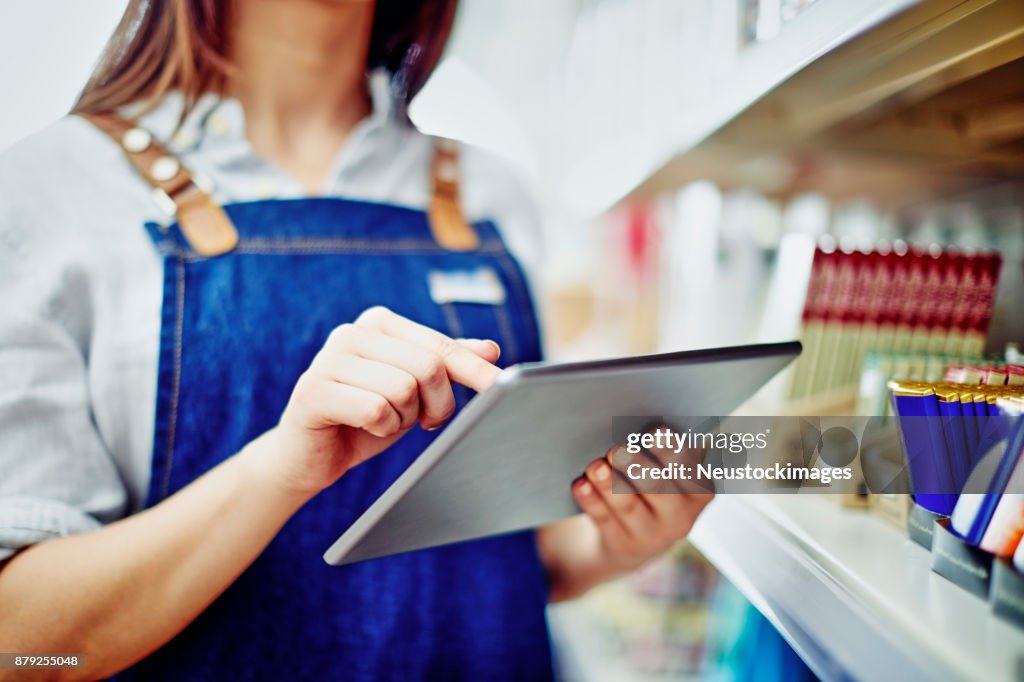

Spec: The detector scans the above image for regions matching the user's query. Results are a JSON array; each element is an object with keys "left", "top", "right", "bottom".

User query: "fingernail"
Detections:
[
  {"left": 578, "top": 481, "right": 592, "bottom": 495},
  {"left": 484, "top": 339, "right": 501, "bottom": 358},
  {"left": 595, "top": 463, "right": 611, "bottom": 481}
]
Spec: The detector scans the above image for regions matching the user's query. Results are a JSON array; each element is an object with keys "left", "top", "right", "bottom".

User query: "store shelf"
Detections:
[
  {"left": 633, "top": 0, "right": 1024, "bottom": 207},
  {"left": 564, "top": 0, "right": 922, "bottom": 216},
  {"left": 689, "top": 495, "right": 1024, "bottom": 681},
  {"left": 648, "top": 0, "right": 919, "bottom": 162}
]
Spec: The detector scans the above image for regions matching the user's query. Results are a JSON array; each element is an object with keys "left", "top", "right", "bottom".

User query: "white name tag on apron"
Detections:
[{"left": 428, "top": 267, "right": 506, "bottom": 305}]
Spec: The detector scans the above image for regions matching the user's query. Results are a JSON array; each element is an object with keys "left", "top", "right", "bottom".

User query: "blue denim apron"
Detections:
[{"left": 117, "top": 197, "right": 553, "bottom": 681}]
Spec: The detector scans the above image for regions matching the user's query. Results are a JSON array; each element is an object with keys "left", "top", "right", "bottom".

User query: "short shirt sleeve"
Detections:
[{"left": 0, "top": 141, "right": 129, "bottom": 562}]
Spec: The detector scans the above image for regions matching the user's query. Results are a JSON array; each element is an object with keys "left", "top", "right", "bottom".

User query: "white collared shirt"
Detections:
[{"left": 0, "top": 72, "right": 541, "bottom": 560}]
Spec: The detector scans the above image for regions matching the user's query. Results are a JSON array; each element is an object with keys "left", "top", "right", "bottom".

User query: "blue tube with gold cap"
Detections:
[
  {"left": 889, "top": 380, "right": 957, "bottom": 515},
  {"left": 936, "top": 385, "right": 970, "bottom": 493}
]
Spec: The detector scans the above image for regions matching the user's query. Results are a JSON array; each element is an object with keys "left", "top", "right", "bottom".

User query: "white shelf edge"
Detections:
[{"left": 689, "top": 495, "right": 1024, "bottom": 682}]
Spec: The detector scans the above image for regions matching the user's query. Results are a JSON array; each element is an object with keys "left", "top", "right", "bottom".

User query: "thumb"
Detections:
[{"left": 456, "top": 338, "right": 501, "bottom": 364}]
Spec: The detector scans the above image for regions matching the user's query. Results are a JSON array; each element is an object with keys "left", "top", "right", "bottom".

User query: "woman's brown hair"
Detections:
[{"left": 73, "top": 0, "right": 458, "bottom": 123}]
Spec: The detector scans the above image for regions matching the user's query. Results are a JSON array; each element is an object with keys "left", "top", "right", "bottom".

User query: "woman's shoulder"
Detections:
[
  {"left": 457, "top": 143, "right": 543, "bottom": 272},
  {"left": 0, "top": 115, "right": 163, "bottom": 297},
  {"left": 459, "top": 143, "right": 533, "bottom": 209},
  {"left": 0, "top": 115, "right": 124, "bottom": 187},
  {"left": 0, "top": 115, "right": 159, "bottom": 236}
]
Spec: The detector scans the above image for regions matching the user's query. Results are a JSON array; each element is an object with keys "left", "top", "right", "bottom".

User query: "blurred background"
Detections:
[{"left": 3, "top": 0, "right": 1023, "bottom": 679}]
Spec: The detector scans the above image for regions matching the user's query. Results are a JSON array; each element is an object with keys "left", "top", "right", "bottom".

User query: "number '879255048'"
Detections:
[{"left": 0, "top": 653, "right": 84, "bottom": 669}]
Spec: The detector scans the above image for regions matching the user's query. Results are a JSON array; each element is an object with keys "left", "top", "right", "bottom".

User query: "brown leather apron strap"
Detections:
[
  {"left": 428, "top": 138, "right": 479, "bottom": 251},
  {"left": 82, "top": 112, "right": 239, "bottom": 257}
]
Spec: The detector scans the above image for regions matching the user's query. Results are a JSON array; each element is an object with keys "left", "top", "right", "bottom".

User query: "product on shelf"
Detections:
[
  {"left": 890, "top": 381, "right": 956, "bottom": 517},
  {"left": 791, "top": 242, "right": 1003, "bottom": 402},
  {"left": 887, "top": 376, "right": 1024, "bottom": 626},
  {"left": 889, "top": 379, "right": 1024, "bottom": 515},
  {"left": 980, "top": 493, "right": 1024, "bottom": 559},
  {"left": 950, "top": 416, "right": 1024, "bottom": 544}
]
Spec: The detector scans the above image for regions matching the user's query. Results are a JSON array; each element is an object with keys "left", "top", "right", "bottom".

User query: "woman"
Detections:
[{"left": 0, "top": 1, "right": 711, "bottom": 679}]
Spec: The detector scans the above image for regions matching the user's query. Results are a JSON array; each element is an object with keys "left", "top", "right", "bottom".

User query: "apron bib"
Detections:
[{"left": 88, "top": 114, "right": 554, "bottom": 679}]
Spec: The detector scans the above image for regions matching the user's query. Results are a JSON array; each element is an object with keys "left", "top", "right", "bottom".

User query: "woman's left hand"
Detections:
[
  {"left": 538, "top": 446, "right": 713, "bottom": 602},
  {"left": 571, "top": 450, "right": 712, "bottom": 570}
]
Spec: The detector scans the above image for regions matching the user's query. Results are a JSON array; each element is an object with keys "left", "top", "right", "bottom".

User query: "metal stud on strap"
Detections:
[
  {"left": 435, "top": 158, "right": 458, "bottom": 183},
  {"left": 150, "top": 156, "right": 181, "bottom": 182},
  {"left": 122, "top": 127, "right": 152, "bottom": 153}
]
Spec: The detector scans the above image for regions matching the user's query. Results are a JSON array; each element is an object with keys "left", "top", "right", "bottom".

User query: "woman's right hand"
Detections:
[
  {"left": 252, "top": 306, "right": 502, "bottom": 499},
  {"left": 0, "top": 303, "right": 503, "bottom": 677}
]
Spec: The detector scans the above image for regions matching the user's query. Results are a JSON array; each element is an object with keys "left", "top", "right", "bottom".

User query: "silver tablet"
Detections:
[{"left": 323, "top": 341, "right": 800, "bottom": 565}]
